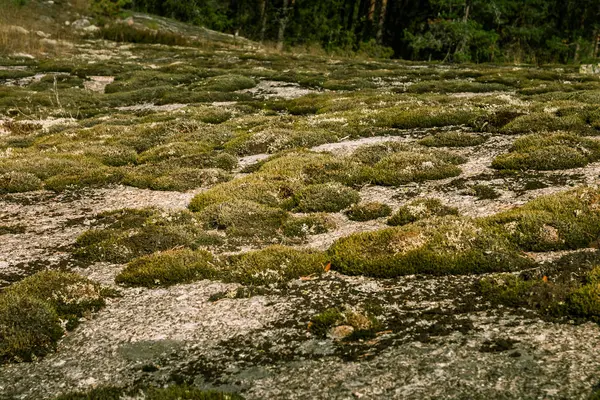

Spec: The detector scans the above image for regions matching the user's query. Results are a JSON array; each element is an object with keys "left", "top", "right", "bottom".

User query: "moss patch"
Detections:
[
  {"left": 74, "top": 209, "right": 222, "bottom": 264},
  {"left": 387, "top": 198, "right": 459, "bottom": 226},
  {"left": 289, "top": 183, "right": 360, "bottom": 213},
  {"left": 0, "top": 171, "right": 43, "bottom": 194},
  {"left": 1, "top": 271, "right": 107, "bottom": 363},
  {"left": 329, "top": 216, "right": 533, "bottom": 277},
  {"left": 345, "top": 202, "right": 392, "bottom": 221},
  {"left": 223, "top": 245, "right": 328, "bottom": 286},
  {"left": 492, "top": 133, "right": 600, "bottom": 171},
  {"left": 116, "top": 249, "right": 219, "bottom": 288},
  {"left": 419, "top": 132, "right": 487, "bottom": 147},
  {"left": 478, "top": 255, "right": 600, "bottom": 323},
  {"left": 487, "top": 187, "right": 600, "bottom": 251},
  {"left": 309, "top": 306, "right": 380, "bottom": 340},
  {"left": 199, "top": 200, "right": 289, "bottom": 241}
]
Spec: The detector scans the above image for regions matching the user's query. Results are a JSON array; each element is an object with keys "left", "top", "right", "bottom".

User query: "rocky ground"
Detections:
[{"left": 2, "top": 6, "right": 600, "bottom": 399}]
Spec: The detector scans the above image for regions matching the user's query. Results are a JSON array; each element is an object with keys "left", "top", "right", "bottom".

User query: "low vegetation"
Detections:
[
  {"left": 478, "top": 252, "right": 600, "bottom": 323},
  {"left": 53, "top": 385, "right": 243, "bottom": 400},
  {"left": 486, "top": 187, "right": 600, "bottom": 252},
  {"left": 329, "top": 216, "right": 533, "bottom": 277},
  {"left": 115, "top": 249, "right": 218, "bottom": 288},
  {"left": 492, "top": 133, "right": 600, "bottom": 171},
  {"left": 387, "top": 198, "right": 459, "bottom": 226},
  {"left": 345, "top": 202, "right": 392, "bottom": 221},
  {"left": 0, "top": 271, "right": 107, "bottom": 363}
]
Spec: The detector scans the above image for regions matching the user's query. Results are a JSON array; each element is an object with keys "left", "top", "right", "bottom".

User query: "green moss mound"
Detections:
[
  {"left": 418, "top": 132, "right": 487, "bottom": 147},
  {"left": 329, "top": 216, "right": 533, "bottom": 277},
  {"left": 0, "top": 171, "right": 43, "bottom": 194},
  {"left": 500, "top": 113, "right": 589, "bottom": 135},
  {"left": 74, "top": 209, "right": 222, "bottom": 264},
  {"left": 369, "top": 150, "right": 463, "bottom": 186},
  {"left": 1, "top": 271, "right": 107, "bottom": 363},
  {"left": 487, "top": 187, "right": 600, "bottom": 251},
  {"left": 345, "top": 202, "right": 392, "bottom": 221},
  {"left": 282, "top": 213, "right": 334, "bottom": 237},
  {"left": 492, "top": 133, "right": 600, "bottom": 171},
  {"left": 116, "top": 249, "right": 219, "bottom": 288},
  {"left": 223, "top": 245, "right": 328, "bottom": 285},
  {"left": 189, "top": 175, "right": 299, "bottom": 212},
  {"left": 387, "top": 198, "right": 459, "bottom": 226},
  {"left": 5, "top": 271, "right": 106, "bottom": 328},
  {"left": 479, "top": 258, "right": 600, "bottom": 323},
  {"left": 201, "top": 74, "right": 256, "bottom": 92},
  {"left": 0, "top": 293, "right": 63, "bottom": 363},
  {"left": 199, "top": 200, "right": 289, "bottom": 240},
  {"left": 290, "top": 182, "right": 360, "bottom": 212}
]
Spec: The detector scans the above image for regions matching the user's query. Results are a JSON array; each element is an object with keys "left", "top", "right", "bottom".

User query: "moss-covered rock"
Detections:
[
  {"left": 189, "top": 175, "right": 299, "bottom": 212},
  {"left": 282, "top": 213, "right": 334, "bottom": 237},
  {"left": 478, "top": 262, "right": 600, "bottom": 323},
  {"left": 74, "top": 209, "right": 221, "bottom": 264},
  {"left": 0, "top": 293, "right": 63, "bottom": 363},
  {"left": 201, "top": 74, "right": 256, "bottom": 92},
  {"left": 199, "top": 200, "right": 289, "bottom": 239},
  {"left": 487, "top": 187, "right": 600, "bottom": 251},
  {"left": 329, "top": 216, "right": 533, "bottom": 277},
  {"left": 1, "top": 271, "right": 108, "bottom": 363},
  {"left": 419, "top": 132, "right": 487, "bottom": 147},
  {"left": 345, "top": 202, "right": 392, "bottom": 221},
  {"left": 5, "top": 271, "right": 106, "bottom": 329},
  {"left": 492, "top": 133, "right": 600, "bottom": 171},
  {"left": 387, "top": 198, "right": 459, "bottom": 226},
  {"left": 0, "top": 171, "right": 43, "bottom": 194},
  {"left": 369, "top": 150, "right": 463, "bottom": 186},
  {"left": 290, "top": 182, "right": 360, "bottom": 213},
  {"left": 115, "top": 249, "right": 219, "bottom": 288},
  {"left": 223, "top": 245, "right": 328, "bottom": 286}
]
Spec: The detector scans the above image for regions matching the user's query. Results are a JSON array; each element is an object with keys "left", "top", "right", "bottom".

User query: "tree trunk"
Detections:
[
  {"left": 277, "top": 0, "right": 290, "bottom": 51},
  {"left": 368, "top": 0, "right": 376, "bottom": 21},
  {"left": 376, "top": 0, "right": 388, "bottom": 44},
  {"left": 594, "top": 31, "right": 600, "bottom": 58},
  {"left": 454, "top": 1, "right": 471, "bottom": 59},
  {"left": 259, "top": 0, "right": 268, "bottom": 43}
]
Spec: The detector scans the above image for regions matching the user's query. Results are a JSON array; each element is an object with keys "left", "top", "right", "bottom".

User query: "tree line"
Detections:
[{"left": 127, "top": 0, "right": 600, "bottom": 63}]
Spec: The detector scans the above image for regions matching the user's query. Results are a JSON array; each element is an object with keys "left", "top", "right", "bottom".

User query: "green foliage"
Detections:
[
  {"left": 116, "top": 249, "right": 218, "bottom": 288},
  {"left": 290, "top": 183, "right": 360, "bottom": 213},
  {"left": 419, "top": 132, "right": 487, "bottom": 147},
  {"left": 329, "top": 216, "right": 533, "bottom": 278},
  {"left": 387, "top": 198, "right": 458, "bottom": 226},
  {"left": 91, "top": 0, "right": 131, "bottom": 17},
  {"left": 492, "top": 133, "right": 600, "bottom": 171},
  {"left": 0, "top": 171, "right": 43, "bottom": 193},
  {"left": 74, "top": 209, "right": 222, "bottom": 264},
  {"left": 486, "top": 187, "right": 600, "bottom": 252},
  {"left": 346, "top": 202, "right": 392, "bottom": 221},
  {"left": 223, "top": 245, "right": 328, "bottom": 286},
  {"left": 0, "top": 271, "right": 107, "bottom": 363}
]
